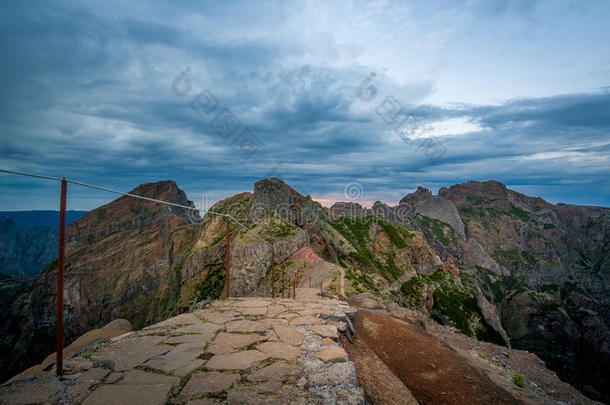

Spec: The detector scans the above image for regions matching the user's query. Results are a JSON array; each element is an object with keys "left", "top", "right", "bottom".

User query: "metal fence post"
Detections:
[
  {"left": 226, "top": 218, "right": 229, "bottom": 298},
  {"left": 281, "top": 262, "right": 285, "bottom": 299},
  {"left": 271, "top": 249, "right": 275, "bottom": 298},
  {"left": 56, "top": 178, "right": 67, "bottom": 376}
]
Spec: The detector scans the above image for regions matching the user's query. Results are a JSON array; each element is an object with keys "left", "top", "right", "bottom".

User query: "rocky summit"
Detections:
[{"left": 1, "top": 177, "right": 608, "bottom": 404}]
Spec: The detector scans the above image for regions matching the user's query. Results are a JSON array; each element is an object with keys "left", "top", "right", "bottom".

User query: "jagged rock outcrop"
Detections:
[
  {"left": 414, "top": 197, "right": 466, "bottom": 240},
  {"left": 399, "top": 186, "right": 433, "bottom": 205},
  {"left": 249, "top": 178, "right": 328, "bottom": 226},
  {"left": 464, "top": 239, "right": 509, "bottom": 276}
]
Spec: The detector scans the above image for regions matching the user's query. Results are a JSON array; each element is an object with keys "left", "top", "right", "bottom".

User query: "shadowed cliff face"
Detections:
[{"left": 0, "top": 218, "right": 58, "bottom": 277}]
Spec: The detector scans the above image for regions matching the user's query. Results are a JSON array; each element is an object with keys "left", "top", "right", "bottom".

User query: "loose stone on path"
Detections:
[{"left": 316, "top": 346, "right": 348, "bottom": 363}]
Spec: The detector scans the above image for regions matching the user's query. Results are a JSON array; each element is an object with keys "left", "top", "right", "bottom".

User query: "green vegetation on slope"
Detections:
[
  {"left": 236, "top": 213, "right": 298, "bottom": 244},
  {"left": 191, "top": 265, "right": 226, "bottom": 303},
  {"left": 413, "top": 214, "right": 458, "bottom": 247},
  {"left": 400, "top": 270, "right": 505, "bottom": 345},
  {"left": 328, "top": 216, "right": 413, "bottom": 282}
]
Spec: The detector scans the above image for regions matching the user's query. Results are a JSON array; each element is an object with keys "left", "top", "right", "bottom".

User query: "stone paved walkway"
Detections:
[{"left": 0, "top": 296, "right": 363, "bottom": 405}]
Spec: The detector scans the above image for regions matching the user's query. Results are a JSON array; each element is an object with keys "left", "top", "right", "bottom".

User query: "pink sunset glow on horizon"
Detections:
[{"left": 312, "top": 198, "right": 399, "bottom": 208}]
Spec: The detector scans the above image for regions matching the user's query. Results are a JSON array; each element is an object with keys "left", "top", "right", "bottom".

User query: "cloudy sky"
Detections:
[{"left": 1, "top": 0, "right": 609, "bottom": 211}]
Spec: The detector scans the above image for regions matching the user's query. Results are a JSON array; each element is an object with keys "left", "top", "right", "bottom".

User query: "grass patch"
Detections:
[
  {"left": 328, "top": 216, "right": 410, "bottom": 282},
  {"left": 191, "top": 266, "right": 226, "bottom": 302},
  {"left": 509, "top": 207, "right": 531, "bottom": 222},
  {"left": 513, "top": 373, "right": 526, "bottom": 388}
]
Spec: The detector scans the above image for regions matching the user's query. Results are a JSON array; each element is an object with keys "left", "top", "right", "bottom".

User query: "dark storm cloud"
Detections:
[{"left": 0, "top": 1, "right": 608, "bottom": 210}]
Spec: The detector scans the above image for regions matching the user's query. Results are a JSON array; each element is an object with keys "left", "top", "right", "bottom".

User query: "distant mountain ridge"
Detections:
[
  {"left": 0, "top": 211, "right": 87, "bottom": 277},
  {"left": 0, "top": 210, "right": 87, "bottom": 229}
]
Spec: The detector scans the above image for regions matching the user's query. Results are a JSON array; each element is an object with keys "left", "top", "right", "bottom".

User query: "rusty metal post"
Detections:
[
  {"left": 56, "top": 178, "right": 67, "bottom": 376},
  {"left": 281, "top": 261, "right": 285, "bottom": 299},
  {"left": 288, "top": 276, "right": 291, "bottom": 299},
  {"left": 225, "top": 218, "right": 229, "bottom": 298},
  {"left": 271, "top": 249, "right": 275, "bottom": 298},
  {"left": 293, "top": 276, "right": 296, "bottom": 299}
]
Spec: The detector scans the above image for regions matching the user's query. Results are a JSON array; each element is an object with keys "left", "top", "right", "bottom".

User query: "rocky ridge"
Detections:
[{"left": 1, "top": 177, "right": 608, "bottom": 403}]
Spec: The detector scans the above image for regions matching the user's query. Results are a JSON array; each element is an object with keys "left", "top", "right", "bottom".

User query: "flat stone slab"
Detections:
[
  {"left": 238, "top": 306, "right": 267, "bottom": 316},
  {"left": 177, "top": 372, "right": 239, "bottom": 401},
  {"left": 83, "top": 383, "right": 173, "bottom": 405},
  {"left": 118, "top": 370, "right": 180, "bottom": 386},
  {"left": 309, "top": 324, "right": 338, "bottom": 338},
  {"left": 277, "top": 313, "right": 299, "bottom": 319},
  {"left": 182, "top": 322, "right": 222, "bottom": 339},
  {"left": 233, "top": 299, "right": 271, "bottom": 308},
  {"left": 207, "top": 332, "right": 266, "bottom": 355},
  {"left": 147, "top": 313, "right": 202, "bottom": 329},
  {"left": 267, "top": 304, "right": 287, "bottom": 316},
  {"left": 290, "top": 315, "right": 325, "bottom": 326},
  {"left": 273, "top": 325, "right": 305, "bottom": 346},
  {"left": 262, "top": 318, "right": 288, "bottom": 327},
  {"left": 257, "top": 341, "right": 302, "bottom": 360},
  {"left": 225, "top": 319, "right": 268, "bottom": 333},
  {"left": 165, "top": 334, "right": 208, "bottom": 345},
  {"left": 105, "top": 372, "right": 123, "bottom": 384},
  {"left": 248, "top": 361, "right": 303, "bottom": 382},
  {"left": 82, "top": 370, "right": 179, "bottom": 405},
  {"left": 92, "top": 336, "right": 169, "bottom": 371},
  {"left": 227, "top": 380, "right": 316, "bottom": 405},
  {"left": 0, "top": 372, "right": 63, "bottom": 405},
  {"left": 74, "top": 368, "right": 110, "bottom": 384},
  {"left": 143, "top": 348, "right": 204, "bottom": 376},
  {"left": 315, "top": 346, "right": 348, "bottom": 363},
  {"left": 205, "top": 350, "right": 269, "bottom": 370},
  {"left": 194, "top": 309, "right": 241, "bottom": 324},
  {"left": 175, "top": 322, "right": 222, "bottom": 336}
]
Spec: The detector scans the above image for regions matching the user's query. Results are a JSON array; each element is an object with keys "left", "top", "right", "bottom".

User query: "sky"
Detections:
[{"left": 1, "top": 0, "right": 609, "bottom": 212}]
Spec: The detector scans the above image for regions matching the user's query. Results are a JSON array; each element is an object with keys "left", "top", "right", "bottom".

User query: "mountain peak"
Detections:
[
  {"left": 250, "top": 178, "right": 327, "bottom": 225},
  {"left": 67, "top": 180, "right": 193, "bottom": 240},
  {"left": 400, "top": 186, "right": 433, "bottom": 205}
]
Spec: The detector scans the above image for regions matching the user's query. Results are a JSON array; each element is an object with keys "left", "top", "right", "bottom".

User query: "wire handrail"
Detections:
[{"left": 0, "top": 168, "right": 275, "bottom": 284}]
